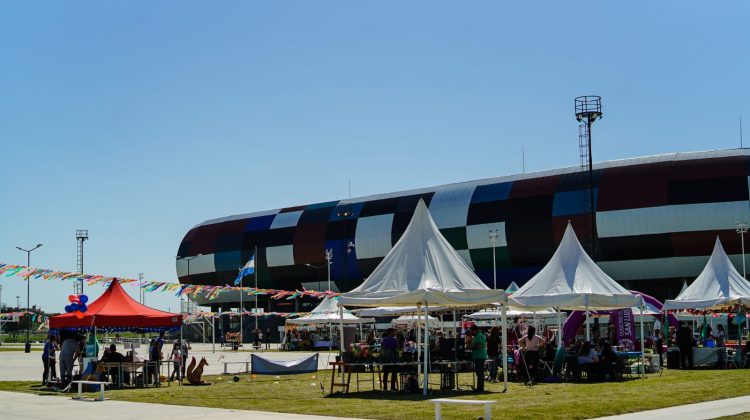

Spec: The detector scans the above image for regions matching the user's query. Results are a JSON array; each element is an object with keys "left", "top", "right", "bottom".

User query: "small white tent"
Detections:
[
  {"left": 664, "top": 238, "right": 750, "bottom": 311},
  {"left": 287, "top": 296, "right": 374, "bottom": 325},
  {"left": 338, "top": 199, "right": 507, "bottom": 394}
]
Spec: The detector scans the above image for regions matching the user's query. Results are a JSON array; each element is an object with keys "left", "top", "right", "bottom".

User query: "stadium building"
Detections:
[{"left": 177, "top": 149, "right": 750, "bottom": 310}]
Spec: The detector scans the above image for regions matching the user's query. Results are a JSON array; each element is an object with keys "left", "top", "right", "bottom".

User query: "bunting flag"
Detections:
[
  {"left": 0, "top": 263, "right": 340, "bottom": 301},
  {"left": 183, "top": 310, "right": 307, "bottom": 323}
]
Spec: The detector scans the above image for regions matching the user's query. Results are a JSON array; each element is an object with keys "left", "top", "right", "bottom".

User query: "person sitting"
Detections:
[
  {"left": 598, "top": 342, "right": 624, "bottom": 380},
  {"left": 518, "top": 325, "right": 546, "bottom": 383},
  {"left": 714, "top": 324, "right": 726, "bottom": 347},
  {"left": 576, "top": 341, "right": 600, "bottom": 379},
  {"left": 100, "top": 344, "right": 127, "bottom": 386}
]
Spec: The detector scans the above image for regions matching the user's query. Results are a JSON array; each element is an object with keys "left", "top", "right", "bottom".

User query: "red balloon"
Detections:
[
  {"left": 75, "top": 311, "right": 84, "bottom": 319},
  {"left": 68, "top": 295, "right": 78, "bottom": 303}
]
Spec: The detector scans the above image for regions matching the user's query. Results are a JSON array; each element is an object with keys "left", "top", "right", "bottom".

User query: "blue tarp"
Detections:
[{"left": 251, "top": 353, "right": 319, "bottom": 375}]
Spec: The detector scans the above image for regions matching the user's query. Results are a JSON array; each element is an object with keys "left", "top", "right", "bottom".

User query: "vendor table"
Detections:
[
  {"left": 328, "top": 361, "right": 477, "bottom": 394},
  {"left": 100, "top": 361, "right": 162, "bottom": 388},
  {"left": 693, "top": 347, "right": 721, "bottom": 367}
]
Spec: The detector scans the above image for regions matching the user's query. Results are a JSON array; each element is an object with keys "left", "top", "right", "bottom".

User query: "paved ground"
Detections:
[
  {"left": 594, "top": 395, "right": 750, "bottom": 419},
  {"left": 0, "top": 342, "right": 337, "bottom": 381},
  {"left": 0, "top": 390, "right": 362, "bottom": 420}
]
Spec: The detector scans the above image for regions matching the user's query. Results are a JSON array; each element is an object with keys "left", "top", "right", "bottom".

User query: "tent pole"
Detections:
[
  {"left": 211, "top": 316, "right": 215, "bottom": 353},
  {"left": 557, "top": 310, "right": 562, "bottom": 347},
  {"left": 502, "top": 303, "right": 508, "bottom": 392},
  {"left": 423, "top": 302, "right": 429, "bottom": 396},
  {"left": 416, "top": 306, "right": 421, "bottom": 383},
  {"left": 454, "top": 309, "right": 458, "bottom": 361},
  {"left": 640, "top": 304, "right": 645, "bottom": 378},
  {"left": 339, "top": 306, "right": 344, "bottom": 354},
  {"left": 585, "top": 307, "right": 590, "bottom": 341}
]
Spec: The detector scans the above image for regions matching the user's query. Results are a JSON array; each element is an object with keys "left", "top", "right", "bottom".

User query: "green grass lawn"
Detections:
[{"left": 2, "top": 369, "right": 749, "bottom": 419}]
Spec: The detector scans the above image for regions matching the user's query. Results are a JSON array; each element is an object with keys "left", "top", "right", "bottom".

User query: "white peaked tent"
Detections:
[
  {"left": 391, "top": 314, "right": 440, "bottom": 327},
  {"left": 664, "top": 237, "right": 750, "bottom": 311},
  {"left": 338, "top": 199, "right": 507, "bottom": 394},
  {"left": 510, "top": 223, "right": 646, "bottom": 376},
  {"left": 506, "top": 281, "right": 520, "bottom": 294},
  {"left": 286, "top": 296, "right": 374, "bottom": 325},
  {"left": 354, "top": 306, "right": 446, "bottom": 317},
  {"left": 511, "top": 223, "right": 642, "bottom": 311}
]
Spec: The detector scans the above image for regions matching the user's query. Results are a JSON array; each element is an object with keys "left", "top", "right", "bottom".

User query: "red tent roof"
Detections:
[{"left": 49, "top": 279, "right": 182, "bottom": 330}]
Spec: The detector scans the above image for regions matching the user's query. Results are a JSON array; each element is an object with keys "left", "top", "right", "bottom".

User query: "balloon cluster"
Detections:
[{"left": 64, "top": 294, "right": 89, "bottom": 319}]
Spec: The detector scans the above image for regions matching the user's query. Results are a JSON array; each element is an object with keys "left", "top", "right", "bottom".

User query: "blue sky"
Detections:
[{"left": 1, "top": 1, "right": 748, "bottom": 313}]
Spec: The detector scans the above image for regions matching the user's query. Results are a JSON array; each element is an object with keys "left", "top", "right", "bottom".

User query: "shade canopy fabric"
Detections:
[
  {"left": 664, "top": 238, "right": 750, "bottom": 310},
  {"left": 286, "top": 296, "right": 374, "bottom": 325},
  {"left": 510, "top": 223, "right": 642, "bottom": 310},
  {"left": 391, "top": 314, "right": 440, "bottom": 327},
  {"left": 353, "top": 306, "right": 447, "bottom": 317},
  {"left": 338, "top": 199, "right": 505, "bottom": 307},
  {"left": 468, "top": 306, "right": 558, "bottom": 320},
  {"left": 49, "top": 279, "right": 182, "bottom": 330}
]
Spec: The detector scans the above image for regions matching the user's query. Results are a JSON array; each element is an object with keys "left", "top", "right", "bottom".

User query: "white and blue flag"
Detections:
[{"left": 234, "top": 254, "right": 255, "bottom": 285}]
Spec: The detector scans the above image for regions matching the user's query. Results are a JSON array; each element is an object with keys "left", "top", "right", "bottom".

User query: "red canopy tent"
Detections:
[{"left": 49, "top": 278, "right": 182, "bottom": 331}]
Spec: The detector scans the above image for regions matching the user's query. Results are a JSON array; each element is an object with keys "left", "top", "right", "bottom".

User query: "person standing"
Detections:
[
  {"left": 518, "top": 325, "right": 546, "bottom": 384},
  {"left": 380, "top": 329, "right": 399, "bottom": 391},
  {"left": 265, "top": 328, "right": 272, "bottom": 350},
  {"left": 486, "top": 327, "right": 500, "bottom": 383},
  {"left": 469, "top": 325, "right": 487, "bottom": 392},
  {"left": 59, "top": 335, "right": 80, "bottom": 385},
  {"left": 149, "top": 332, "right": 164, "bottom": 384},
  {"left": 168, "top": 342, "right": 182, "bottom": 382},
  {"left": 180, "top": 339, "right": 189, "bottom": 379},
  {"left": 676, "top": 322, "right": 694, "bottom": 369},
  {"left": 42, "top": 335, "right": 58, "bottom": 385}
]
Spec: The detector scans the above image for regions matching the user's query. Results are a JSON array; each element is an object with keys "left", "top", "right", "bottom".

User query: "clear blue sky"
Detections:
[{"left": 1, "top": 1, "right": 748, "bottom": 313}]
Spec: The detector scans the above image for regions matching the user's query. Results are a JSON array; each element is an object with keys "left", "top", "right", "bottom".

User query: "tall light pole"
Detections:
[
  {"left": 737, "top": 222, "right": 748, "bottom": 279},
  {"left": 138, "top": 273, "right": 144, "bottom": 305},
  {"left": 305, "top": 263, "right": 326, "bottom": 291},
  {"left": 16, "top": 243, "right": 42, "bottom": 353},
  {"left": 489, "top": 230, "right": 499, "bottom": 290},
  {"left": 176, "top": 254, "right": 201, "bottom": 348},
  {"left": 325, "top": 249, "right": 333, "bottom": 291}
]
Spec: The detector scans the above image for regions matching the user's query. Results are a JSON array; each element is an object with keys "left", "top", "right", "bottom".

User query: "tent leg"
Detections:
[
  {"left": 640, "top": 305, "right": 645, "bottom": 378},
  {"left": 423, "top": 302, "right": 429, "bottom": 396},
  {"left": 502, "top": 304, "right": 508, "bottom": 392},
  {"left": 585, "top": 308, "right": 590, "bottom": 342},
  {"left": 417, "top": 306, "right": 421, "bottom": 386},
  {"left": 556, "top": 310, "right": 562, "bottom": 347}
]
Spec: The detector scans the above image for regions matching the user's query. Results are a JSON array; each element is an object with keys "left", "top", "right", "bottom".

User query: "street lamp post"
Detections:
[
  {"left": 489, "top": 230, "right": 499, "bottom": 290},
  {"left": 305, "top": 263, "right": 326, "bottom": 291},
  {"left": 737, "top": 222, "right": 748, "bottom": 279},
  {"left": 325, "top": 249, "right": 333, "bottom": 291},
  {"left": 16, "top": 243, "right": 42, "bottom": 353},
  {"left": 176, "top": 254, "right": 201, "bottom": 351}
]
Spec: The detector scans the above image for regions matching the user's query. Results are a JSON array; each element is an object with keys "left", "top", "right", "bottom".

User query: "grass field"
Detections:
[{"left": 1, "top": 369, "right": 749, "bottom": 419}]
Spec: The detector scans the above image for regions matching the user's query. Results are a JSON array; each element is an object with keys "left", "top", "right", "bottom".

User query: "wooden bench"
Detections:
[
  {"left": 222, "top": 361, "right": 251, "bottom": 374},
  {"left": 430, "top": 398, "right": 496, "bottom": 420},
  {"left": 70, "top": 380, "right": 108, "bottom": 401}
]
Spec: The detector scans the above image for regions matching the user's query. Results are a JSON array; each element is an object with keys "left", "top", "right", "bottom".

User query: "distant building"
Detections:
[{"left": 178, "top": 149, "right": 750, "bottom": 304}]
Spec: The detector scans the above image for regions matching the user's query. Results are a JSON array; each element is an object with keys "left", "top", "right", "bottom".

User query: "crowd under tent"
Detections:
[{"left": 338, "top": 199, "right": 507, "bottom": 394}]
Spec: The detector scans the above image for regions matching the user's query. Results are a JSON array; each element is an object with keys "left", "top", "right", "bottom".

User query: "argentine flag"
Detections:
[{"left": 234, "top": 254, "right": 255, "bottom": 286}]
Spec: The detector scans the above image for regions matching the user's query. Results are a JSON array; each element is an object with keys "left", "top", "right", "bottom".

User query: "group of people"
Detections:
[{"left": 40, "top": 331, "right": 190, "bottom": 388}]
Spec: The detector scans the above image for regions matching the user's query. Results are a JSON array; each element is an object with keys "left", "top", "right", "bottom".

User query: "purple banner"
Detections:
[{"left": 610, "top": 308, "right": 636, "bottom": 350}]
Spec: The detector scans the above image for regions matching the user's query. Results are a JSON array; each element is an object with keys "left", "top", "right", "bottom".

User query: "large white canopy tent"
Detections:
[
  {"left": 338, "top": 199, "right": 507, "bottom": 394},
  {"left": 509, "top": 223, "right": 646, "bottom": 375},
  {"left": 664, "top": 237, "right": 750, "bottom": 311},
  {"left": 353, "top": 306, "right": 447, "bottom": 317}
]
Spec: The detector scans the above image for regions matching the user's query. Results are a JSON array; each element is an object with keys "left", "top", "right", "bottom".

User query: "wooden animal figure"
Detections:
[
  {"left": 188, "top": 357, "right": 210, "bottom": 385},
  {"left": 185, "top": 356, "right": 197, "bottom": 381}
]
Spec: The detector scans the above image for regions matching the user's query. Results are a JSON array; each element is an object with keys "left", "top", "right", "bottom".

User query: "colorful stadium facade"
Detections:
[{"left": 177, "top": 149, "right": 750, "bottom": 303}]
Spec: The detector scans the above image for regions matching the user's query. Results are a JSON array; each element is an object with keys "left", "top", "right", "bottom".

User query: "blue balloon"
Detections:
[
  {"left": 70, "top": 303, "right": 79, "bottom": 312},
  {"left": 79, "top": 304, "right": 88, "bottom": 313},
  {"left": 79, "top": 295, "right": 88, "bottom": 304},
  {"left": 64, "top": 305, "right": 73, "bottom": 313}
]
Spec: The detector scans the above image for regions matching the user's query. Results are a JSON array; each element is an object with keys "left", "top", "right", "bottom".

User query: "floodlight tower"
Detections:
[
  {"left": 575, "top": 96, "right": 602, "bottom": 259},
  {"left": 76, "top": 229, "right": 89, "bottom": 295}
]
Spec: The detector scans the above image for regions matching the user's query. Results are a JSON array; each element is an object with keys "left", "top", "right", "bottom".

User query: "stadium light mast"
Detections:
[
  {"left": 75, "top": 230, "right": 88, "bottom": 295},
  {"left": 16, "top": 243, "right": 42, "bottom": 353},
  {"left": 737, "top": 222, "right": 748, "bottom": 279},
  {"left": 575, "top": 96, "right": 602, "bottom": 259}
]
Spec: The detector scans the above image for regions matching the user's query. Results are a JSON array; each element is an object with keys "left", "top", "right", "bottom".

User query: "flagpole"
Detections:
[
  {"left": 254, "top": 245, "right": 259, "bottom": 334},
  {"left": 239, "top": 263, "right": 244, "bottom": 345}
]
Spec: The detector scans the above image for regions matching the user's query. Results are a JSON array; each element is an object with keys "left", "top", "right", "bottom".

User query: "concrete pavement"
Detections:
[
  {"left": 0, "top": 390, "right": 363, "bottom": 420},
  {"left": 594, "top": 395, "right": 750, "bottom": 420}
]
